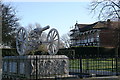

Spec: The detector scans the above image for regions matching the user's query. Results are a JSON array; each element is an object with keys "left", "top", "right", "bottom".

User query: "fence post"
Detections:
[
  {"left": 115, "top": 44, "right": 119, "bottom": 76},
  {"left": 80, "top": 56, "right": 82, "bottom": 73},
  {"left": 86, "top": 55, "right": 89, "bottom": 73},
  {"left": 112, "top": 58, "right": 114, "bottom": 72},
  {"left": 36, "top": 56, "right": 38, "bottom": 80},
  {"left": 116, "top": 56, "right": 118, "bottom": 76}
]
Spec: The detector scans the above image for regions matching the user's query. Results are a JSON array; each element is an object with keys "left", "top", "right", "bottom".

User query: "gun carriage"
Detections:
[{"left": 16, "top": 25, "right": 60, "bottom": 55}]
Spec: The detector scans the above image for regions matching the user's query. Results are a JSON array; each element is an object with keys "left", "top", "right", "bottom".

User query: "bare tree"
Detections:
[
  {"left": 89, "top": 0, "right": 120, "bottom": 20},
  {"left": 59, "top": 41, "right": 65, "bottom": 49},
  {"left": 61, "top": 33, "right": 71, "bottom": 48},
  {"left": 27, "top": 23, "right": 47, "bottom": 42}
]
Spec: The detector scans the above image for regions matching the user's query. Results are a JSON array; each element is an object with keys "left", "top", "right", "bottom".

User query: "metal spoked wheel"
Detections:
[
  {"left": 16, "top": 27, "right": 28, "bottom": 55},
  {"left": 47, "top": 28, "right": 60, "bottom": 55}
]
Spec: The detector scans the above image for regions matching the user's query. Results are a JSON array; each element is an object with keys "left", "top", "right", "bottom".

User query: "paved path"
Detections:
[
  {"left": 65, "top": 76, "right": 119, "bottom": 80},
  {"left": 69, "top": 69, "right": 119, "bottom": 76}
]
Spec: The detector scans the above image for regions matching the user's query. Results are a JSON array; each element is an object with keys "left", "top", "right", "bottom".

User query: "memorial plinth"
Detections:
[{"left": 2, "top": 55, "right": 70, "bottom": 79}]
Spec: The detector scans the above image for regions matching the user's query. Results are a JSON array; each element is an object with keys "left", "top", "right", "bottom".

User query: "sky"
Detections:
[{"left": 4, "top": 1, "right": 98, "bottom": 37}]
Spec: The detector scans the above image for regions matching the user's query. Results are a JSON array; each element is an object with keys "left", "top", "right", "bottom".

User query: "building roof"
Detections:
[
  {"left": 75, "top": 23, "right": 91, "bottom": 28},
  {"left": 70, "top": 20, "right": 120, "bottom": 33},
  {"left": 75, "top": 20, "right": 120, "bottom": 32},
  {"left": 79, "top": 22, "right": 98, "bottom": 32}
]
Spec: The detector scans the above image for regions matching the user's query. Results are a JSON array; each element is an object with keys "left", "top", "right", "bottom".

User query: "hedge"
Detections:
[
  {"left": 2, "top": 48, "right": 18, "bottom": 57},
  {"left": 58, "top": 47, "right": 119, "bottom": 58},
  {"left": 72, "top": 47, "right": 116, "bottom": 57},
  {"left": 1, "top": 46, "right": 119, "bottom": 58}
]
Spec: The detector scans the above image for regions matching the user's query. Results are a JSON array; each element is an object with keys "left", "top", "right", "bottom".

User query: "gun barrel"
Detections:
[{"left": 41, "top": 25, "right": 50, "bottom": 31}]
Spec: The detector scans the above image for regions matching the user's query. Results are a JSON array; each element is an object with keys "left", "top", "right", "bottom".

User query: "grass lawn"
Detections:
[{"left": 69, "top": 58, "right": 120, "bottom": 72}]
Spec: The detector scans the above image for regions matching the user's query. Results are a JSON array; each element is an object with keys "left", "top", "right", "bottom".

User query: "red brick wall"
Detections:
[{"left": 99, "top": 29, "right": 115, "bottom": 47}]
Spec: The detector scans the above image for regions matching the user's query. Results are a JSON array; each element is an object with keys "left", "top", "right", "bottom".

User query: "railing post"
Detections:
[
  {"left": 80, "top": 56, "right": 82, "bottom": 73},
  {"left": 86, "top": 56, "right": 89, "bottom": 73},
  {"left": 112, "top": 57, "right": 114, "bottom": 73},
  {"left": 116, "top": 56, "right": 118, "bottom": 76},
  {"left": 36, "top": 56, "right": 38, "bottom": 80}
]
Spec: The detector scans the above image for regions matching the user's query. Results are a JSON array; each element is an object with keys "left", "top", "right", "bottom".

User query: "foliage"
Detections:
[
  {"left": 1, "top": 2, "right": 19, "bottom": 48},
  {"left": 58, "top": 48, "right": 75, "bottom": 59},
  {"left": 58, "top": 47, "right": 116, "bottom": 58},
  {"left": 2, "top": 48, "right": 18, "bottom": 57}
]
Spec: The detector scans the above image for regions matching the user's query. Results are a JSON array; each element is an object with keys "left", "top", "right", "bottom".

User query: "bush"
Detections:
[
  {"left": 2, "top": 48, "right": 18, "bottom": 57},
  {"left": 71, "top": 46, "right": 116, "bottom": 58},
  {"left": 58, "top": 47, "right": 116, "bottom": 58}
]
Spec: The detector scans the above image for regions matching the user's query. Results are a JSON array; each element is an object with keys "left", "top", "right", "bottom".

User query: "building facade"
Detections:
[{"left": 70, "top": 20, "right": 119, "bottom": 48}]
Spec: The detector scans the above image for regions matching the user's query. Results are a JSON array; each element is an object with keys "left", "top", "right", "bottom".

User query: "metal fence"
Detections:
[
  {"left": 2, "top": 55, "right": 77, "bottom": 80},
  {"left": 69, "top": 55, "right": 120, "bottom": 78},
  {"left": 2, "top": 49, "right": 120, "bottom": 80}
]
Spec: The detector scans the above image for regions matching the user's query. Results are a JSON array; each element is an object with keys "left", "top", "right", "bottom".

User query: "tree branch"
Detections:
[{"left": 111, "top": 1, "right": 120, "bottom": 9}]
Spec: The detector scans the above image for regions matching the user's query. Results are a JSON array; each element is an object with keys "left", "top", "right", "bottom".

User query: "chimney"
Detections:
[{"left": 107, "top": 19, "right": 111, "bottom": 28}]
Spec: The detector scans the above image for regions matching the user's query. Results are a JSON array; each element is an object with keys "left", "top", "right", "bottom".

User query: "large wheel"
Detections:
[
  {"left": 47, "top": 28, "right": 60, "bottom": 55},
  {"left": 16, "top": 27, "right": 28, "bottom": 55}
]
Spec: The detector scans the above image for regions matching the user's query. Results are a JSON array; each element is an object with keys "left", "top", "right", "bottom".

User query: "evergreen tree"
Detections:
[{"left": 1, "top": 2, "right": 19, "bottom": 48}]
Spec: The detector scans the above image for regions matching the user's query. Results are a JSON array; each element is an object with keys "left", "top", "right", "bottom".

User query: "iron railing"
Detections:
[{"left": 2, "top": 49, "right": 120, "bottom": 80}]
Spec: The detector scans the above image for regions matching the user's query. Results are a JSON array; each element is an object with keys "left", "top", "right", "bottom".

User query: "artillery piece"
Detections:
[{"left": 16, "top": 25, "right": 60, "bottom": 55}]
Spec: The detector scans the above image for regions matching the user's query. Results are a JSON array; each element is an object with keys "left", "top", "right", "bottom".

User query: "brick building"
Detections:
[{"left": 70, "top": 20, "right": 120, "bottom": 48}]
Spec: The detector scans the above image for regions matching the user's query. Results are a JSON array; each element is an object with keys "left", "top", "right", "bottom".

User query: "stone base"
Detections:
[{"left": 2, "top": 55, "right": 69, "bottom": 79}]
